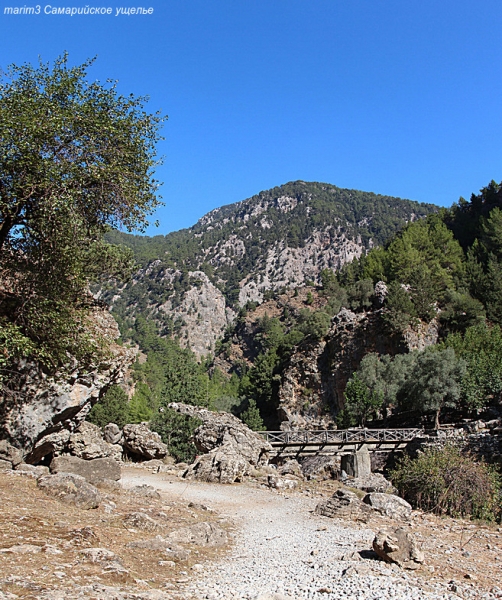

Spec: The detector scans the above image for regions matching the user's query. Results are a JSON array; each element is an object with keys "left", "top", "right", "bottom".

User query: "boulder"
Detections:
[
  {"left": 104, "top": 423, "right": 123, "bottom": 445},
  {"left": 169, "top": 403, "right": 270, "bottom": 465},
  {"left": 0, "top": 459, "right": 12, "bottom": 471},
  {"left": 14, "top": 463, "right": 50, "bottom": 478},
  {"left": 363, "top": 493, "right": 412, "bottom": 520},
  {"left": 123, "top": 512, "right": 160, "bottom": 532},
  {"left": 341, "top": 447, "right": 371, "bottom": 478},
  {"left": 184, "top": 444, "right": 249, "bottom": 484},
  {"left": 67, "top": 421, "right": 122, "bottom": 461},
  {"left": 315, "top": 489, "right": 373, "bottom": 522},
  {"left": 268, "top": 475, "right": 299, "bottom": 490},
  {"left": 0, "top": 440, "right": 23, "bottom": 467},
  {"left": 348, "top": 473, "right": 395, "bottom": 493},
  {"left": 373, "top": 527, "right": 425, "bottom": 568},
  {"left": 277, "top": 459, "right": 303, "bottom": 479},
  {"left": 300, "top": 455, "right": 339, "bottom": 480},
  {"left": 50, "top": 456, "right": 121, "bottom": 483},
  {"left": 169, "top": 402, "right": 271, "bottom": 483},
  {"left": 122, "top": 423, "right": 168, "bottom": 460},
  {"left": 2, "top": 306, "right": 137, "bottom": 460},
  {"left": 37, "top": 472, "right": 102, "bottom": 509}
]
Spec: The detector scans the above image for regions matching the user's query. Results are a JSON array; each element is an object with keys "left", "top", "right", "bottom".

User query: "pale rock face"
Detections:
[
  {"left": 1, "top": 306, "right": 136, "bottom": 458},
  {"left": 239, "top": 230, "right": 364, "bottom": 305},
  {"left": 159, "top": 270, "right": 235, "bottom": 359}
]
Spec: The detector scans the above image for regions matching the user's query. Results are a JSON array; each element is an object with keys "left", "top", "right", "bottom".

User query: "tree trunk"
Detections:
[{"left": 434, "top": 409, "right": 441, "bottom": 430}]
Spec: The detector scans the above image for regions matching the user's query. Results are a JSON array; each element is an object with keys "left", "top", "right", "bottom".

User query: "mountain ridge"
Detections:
[{"left": 101, "top": 181, "right": 437, "bottom": 356}]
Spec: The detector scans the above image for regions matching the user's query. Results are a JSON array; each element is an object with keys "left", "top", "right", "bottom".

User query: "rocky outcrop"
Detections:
[
  {"left": 314, "top": 489, "right": 373, "bottom": 522},
  {"left": 373, "top": 527, "right": 424, "bottom": 568},
  {"left": 122, "top": 423, "right": 168, "bottom": 460},
  {"left": 363, "top": 493, "right": 412, "bottom": 520},
  {"left": 28, "top": 419, "right": 122, "bottom": 464},
  {"left": 1, "top": 305, "right": 136, "bottom": 459},
  {"left": 169, "top": 403, "right": 271, "bottom": 483},
  {"left": 37, "top": 472, "right": 102, "bottom": 509},
  {"left": 277, "top": 306, "right": 439, "bottom": 429},
  {"left": 50, "top": 456, "right": 121, "bottom": 484}
]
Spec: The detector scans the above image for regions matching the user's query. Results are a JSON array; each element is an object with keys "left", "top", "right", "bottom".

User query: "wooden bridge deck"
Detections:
[{"left": 258, "top": 428, "right": 423, "bottom": 456}]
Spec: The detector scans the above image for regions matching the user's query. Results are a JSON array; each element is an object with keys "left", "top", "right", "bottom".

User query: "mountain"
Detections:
[{"left": 101, "top": 181, "right": 437, "bottom": 356}]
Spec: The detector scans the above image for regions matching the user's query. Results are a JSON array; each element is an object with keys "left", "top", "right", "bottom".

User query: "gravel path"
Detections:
[{"left": 121, "top": 471, "right": 463, "bottom": 600}]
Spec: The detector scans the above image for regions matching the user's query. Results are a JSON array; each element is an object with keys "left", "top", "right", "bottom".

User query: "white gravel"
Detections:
[{"left": 121, "top": 471, "right": 467, "bottom": 600}]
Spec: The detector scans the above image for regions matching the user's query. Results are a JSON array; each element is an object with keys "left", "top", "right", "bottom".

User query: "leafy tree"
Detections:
[
  {"left": 356, "top": 352, "right": 416, "bottom": 421},
  {"left": 442, "top": 323, "right": 502, "bottom": 410},
  {"left": 87, "top": 385, "right": 130, "bottom": 428},
  {"left": 297, "top": 310, "right": 331, "bottom": 340},
  {"left": 339, "top": 373, "right": 382, "bottom": 427},
  {"left": 150, "top": 409, "right": 201, "bottom": 463},
  {"left": 398, "top": 348, "right": 466, "bottom": 429},
  {"left": 0, "top": 54, "right": 164, "bottom": 380},
  {"left": 239, "top": 399, "right": 264, "bottom": 431}
]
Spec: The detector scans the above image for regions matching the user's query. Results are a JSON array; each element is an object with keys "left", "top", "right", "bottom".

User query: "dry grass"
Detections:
[{"left": 0, "top": 471, "right": 232, "bottom": 597}]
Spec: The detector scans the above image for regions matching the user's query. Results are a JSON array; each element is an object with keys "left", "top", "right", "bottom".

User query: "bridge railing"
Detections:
[{"left": 258, "top": 428, "right": 423, "bottom": 446}]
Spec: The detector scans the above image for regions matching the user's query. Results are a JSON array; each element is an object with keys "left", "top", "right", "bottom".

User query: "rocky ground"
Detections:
[{"left": 0, "top": 467, "right": 501, "bottom": 600}]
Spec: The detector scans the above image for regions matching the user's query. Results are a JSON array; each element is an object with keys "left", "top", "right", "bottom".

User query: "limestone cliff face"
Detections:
[
  {"left": 277, "top": 309, "right": 439, "bottom": 430},
  {"left": 103, "top": 181, "right": 436, "bottom": 357},
  {"left": 0, "top": 306, "right": 137, "bottom": 456}
]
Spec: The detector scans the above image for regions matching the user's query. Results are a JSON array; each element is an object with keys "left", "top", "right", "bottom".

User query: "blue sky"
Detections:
[{"left": 1, "top": 0, "right": 502, "bottom": 234}]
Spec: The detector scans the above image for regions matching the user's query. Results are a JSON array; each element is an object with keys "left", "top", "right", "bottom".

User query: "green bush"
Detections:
[
  {"left": 87, "top": 385, "right": 130, "bottom": 428},
  {"left": 149, "top": 408, "right": 202, "bottom": 464},
  {"left": 391, "top": 445, "right": 501, "bottom": 521}
]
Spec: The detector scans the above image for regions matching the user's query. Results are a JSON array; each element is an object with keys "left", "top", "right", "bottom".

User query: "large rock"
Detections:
[
  {"left": 341, "top": 447, "right": 371, "bottom": 478},
  {"left": 50, "top": 456, "right": 121, "bottom": 483},
  {"left": 348, "top": 472, "right": 395, "bottom": 493},
  {"left": 122, "top": 423, "right": 168, "bottom": 459},
  {"left": 314, "top": 489, "right": 373, "bottom": 522},
  {"left": 373, "top": 527, "right": 425, "bottom": 569},
  {"left": 169, "top": 403, "right": 271, "bottom": 483},
  {"left": 104, "top": 423, "right": 123, "bottom": 445},
  {"left": 184, "top": 445, "right": 249, "bottom": 484},
  {"left": 2, "top": 306, "right": 136, "bottom": 460},
  {"left": 67, "top": 421, "right": 122, "bottom": 460},
  {"left": 363, "top": 492, "right": 412, "bottom": 520},
  {"left": 0, "top": 440, "right": 23, "bottom": 467},
  {"left": 300, "top": 455, "right": 339, "bottom": 480},
  {"left": 169, "top": 403, "right": 270, "bottom": 464},
  {"left": 37, "top": 472, "right": 102, "bottom": 509},
  {"left": 28, "top": 420, "right": 122, "bottom": 464}
]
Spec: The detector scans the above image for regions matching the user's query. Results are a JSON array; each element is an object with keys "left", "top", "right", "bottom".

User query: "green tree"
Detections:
[
  {"left": 399, "top": 348, "right": 466, "bottom": 429},
  {"left": 0, "top": 54, "right": 164, "bottom": 380},
  {"left": 239, "top": 399, "right": 264, "bottom": 431},
  {"left": 340, "top": 373, "right": 382, "bottom": 427},
  {"left": 87, "top": 385, "right": 130, "bottom": 428}
]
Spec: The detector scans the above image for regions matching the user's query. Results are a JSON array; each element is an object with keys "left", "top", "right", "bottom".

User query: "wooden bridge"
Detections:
[{"left": 258, "top": 428, "right": 423, "bottom": 457}]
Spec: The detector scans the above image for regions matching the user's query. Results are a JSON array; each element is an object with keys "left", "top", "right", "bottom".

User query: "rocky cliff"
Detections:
[
  {"left": 102, "top": 181, "right": 437, "bottom": 357},
  {"left": 277, "top": 308, "right": 439, "bottom": 430},
  {"left": 0, "top": 305, "right": 137, "bottom": 458}
]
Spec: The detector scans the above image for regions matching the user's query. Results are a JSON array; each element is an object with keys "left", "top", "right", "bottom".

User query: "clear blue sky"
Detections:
[{"left": 1, "top": 0, "right": 502, "bottom": 234}]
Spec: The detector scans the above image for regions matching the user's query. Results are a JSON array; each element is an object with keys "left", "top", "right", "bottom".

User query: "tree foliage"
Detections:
[
  {"left": 0, "top": 54, "right": 164, "bottom": 381},
  {"left": 391, "top": 445, "right": 501, "bottom": 521},
  {"left": 398, "top": 348, "right": 466, "bottom": 428}
]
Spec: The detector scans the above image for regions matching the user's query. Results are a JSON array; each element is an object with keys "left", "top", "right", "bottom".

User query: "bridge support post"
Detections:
[{"left": 341, "top": 445, "right": 371, "bottom": 477}]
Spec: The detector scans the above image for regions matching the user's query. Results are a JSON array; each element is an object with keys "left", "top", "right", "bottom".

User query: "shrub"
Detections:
[
  {"left": 150, "top": 408, "right": 202, "bottom": 464},
  {"left": 87, "top": 385, "right": 130, "bottom": 428},
  {"left": 390, "top": 445, "right": 501, "bottom": 521}
]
